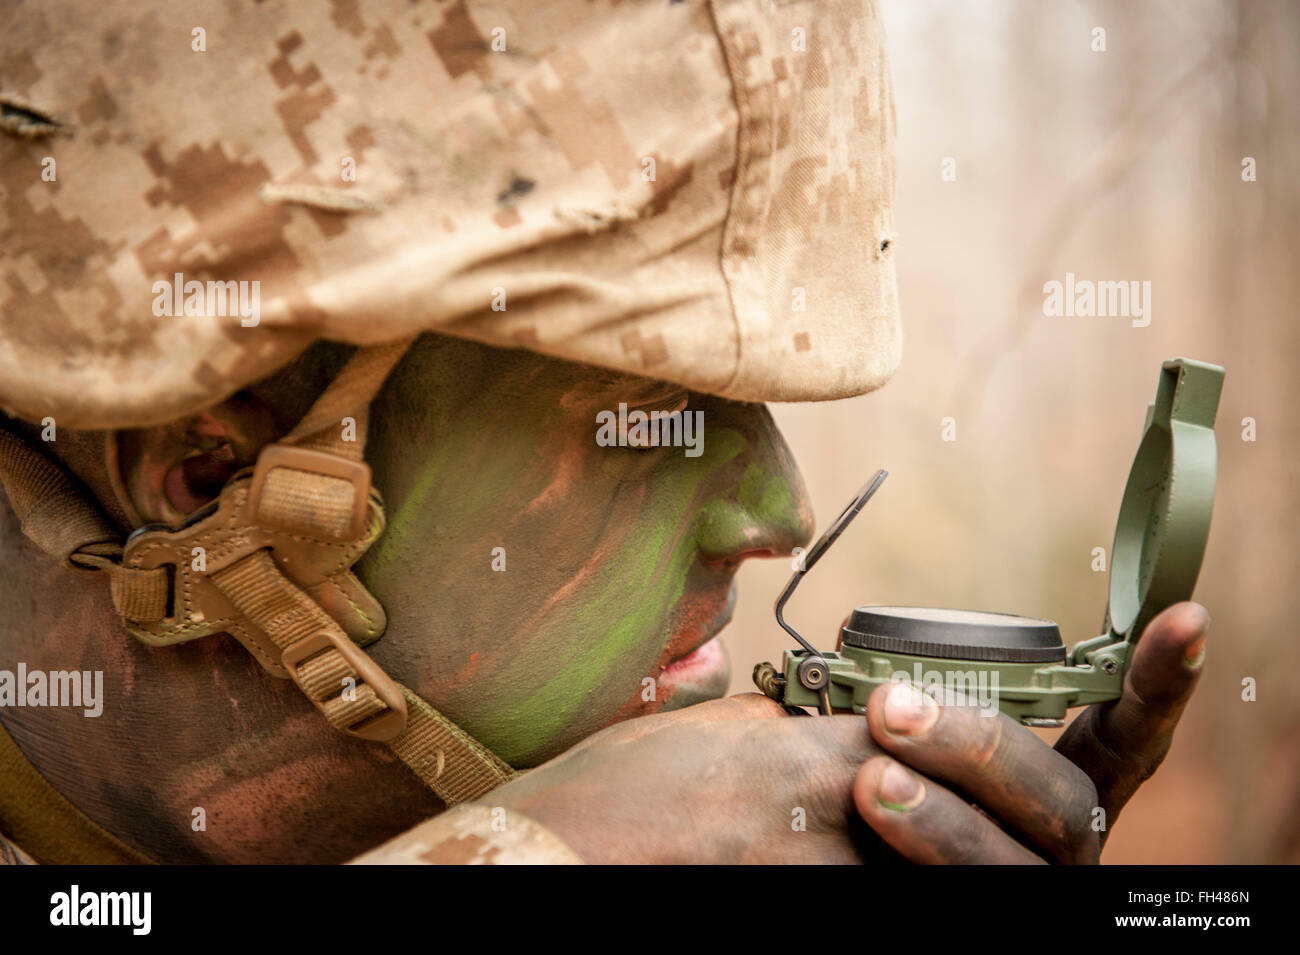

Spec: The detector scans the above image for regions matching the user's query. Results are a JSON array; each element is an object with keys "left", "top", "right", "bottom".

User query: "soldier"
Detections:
[{"left": 0, "top": 0, "right": 1209, "bottom": 864}]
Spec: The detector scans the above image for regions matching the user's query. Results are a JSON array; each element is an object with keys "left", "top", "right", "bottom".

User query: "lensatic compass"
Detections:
[{"left": 755, "top": 358, "right": 1225, "bottom": 726}]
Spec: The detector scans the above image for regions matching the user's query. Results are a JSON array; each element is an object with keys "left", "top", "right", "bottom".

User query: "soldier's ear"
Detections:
[{"left": 107, "top": 393, "right": 278, "bottom": 526}]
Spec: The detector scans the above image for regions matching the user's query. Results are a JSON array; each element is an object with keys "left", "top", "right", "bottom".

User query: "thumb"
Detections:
[
  {"left": 1055, "top": 601, "right": 1210, "bottom": 821},
  {"left": 1123, "top": 600, "right": 1211, "bottom": 714}
]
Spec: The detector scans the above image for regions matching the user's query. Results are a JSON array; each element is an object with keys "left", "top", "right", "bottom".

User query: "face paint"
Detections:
[{"left": 360, "top": 336, "right": 813, "bottom": 766}]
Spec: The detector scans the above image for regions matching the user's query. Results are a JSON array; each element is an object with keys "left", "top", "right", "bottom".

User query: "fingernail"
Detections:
[
  {"left": 877, "top": 761, "right": 925, "bottom": 812},
  {"left": 884, "top": 682, "right": 940, "bottom": 736},
  {"left": 1185, "top": 613, "right": 1211, "bottom": 666}
]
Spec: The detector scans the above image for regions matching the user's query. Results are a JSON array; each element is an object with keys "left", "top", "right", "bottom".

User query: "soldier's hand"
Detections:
[
  {"left": 852, "top": 601, "right": 1210, "bottom": 863},
  {"left": 483, "top": 693, "right": 886, "bottom": 863}
]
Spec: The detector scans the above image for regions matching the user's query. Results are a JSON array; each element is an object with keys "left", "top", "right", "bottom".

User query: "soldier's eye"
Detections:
[
  {"left": 627, "top": 389, "right": 689, "bottom": 417},
  {"left": 617, "top": 388, "right": 690, "bottom": 452}
]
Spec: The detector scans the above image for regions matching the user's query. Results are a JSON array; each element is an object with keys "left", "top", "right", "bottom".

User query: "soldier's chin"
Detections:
[{"left": 656, "top": 637, "right": 731, "bottom": 710}]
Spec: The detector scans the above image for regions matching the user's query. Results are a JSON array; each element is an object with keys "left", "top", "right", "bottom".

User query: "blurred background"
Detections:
[{"left": 725, "top": 0, "right": 1300, "bottom": 863}]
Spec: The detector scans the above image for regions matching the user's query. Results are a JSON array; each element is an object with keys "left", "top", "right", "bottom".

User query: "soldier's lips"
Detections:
[
  {"left": 659, "top": 636, "right": 728, "bottom": 684},
  {"left": 656, "top": 582, "right": 736, "bottom": 702}
]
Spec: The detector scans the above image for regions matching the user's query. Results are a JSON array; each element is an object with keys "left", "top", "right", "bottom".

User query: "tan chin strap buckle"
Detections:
[
  {"left": 113, "top": 441, "right": 389, "bottom": 678},
  {"left": 282, "top": 629, "right": 408, "bottom": 741},
  {"left": 112, "top": 441, "right": 413, "bottom": 742}
]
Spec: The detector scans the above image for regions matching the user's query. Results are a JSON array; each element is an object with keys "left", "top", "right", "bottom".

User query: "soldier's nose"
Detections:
[
  {"left": 692, "top": 427, "right": 814, "bottom": 570},
  {"left": 694, "top": 497, "right": 814, "bottom": 571}
]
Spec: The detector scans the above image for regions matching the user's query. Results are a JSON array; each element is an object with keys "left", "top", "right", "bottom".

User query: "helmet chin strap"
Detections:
[{"left": 0, "top": 338, "right": 515, "bottom": 808}]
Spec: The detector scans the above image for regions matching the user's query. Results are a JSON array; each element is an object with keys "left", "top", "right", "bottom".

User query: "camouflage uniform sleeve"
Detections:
[{"left": 348, "top": 804, "right": 584, "bottom": 865}]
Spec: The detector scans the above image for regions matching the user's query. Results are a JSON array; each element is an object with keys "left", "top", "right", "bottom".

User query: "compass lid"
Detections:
[{"left": 1104, "top": 359, "right": 1223, "bottom": 643}]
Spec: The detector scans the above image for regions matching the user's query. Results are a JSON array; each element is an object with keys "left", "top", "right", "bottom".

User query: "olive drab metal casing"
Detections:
[{"left": 764, "top": 358, "right": 1225, "bottom": 726}]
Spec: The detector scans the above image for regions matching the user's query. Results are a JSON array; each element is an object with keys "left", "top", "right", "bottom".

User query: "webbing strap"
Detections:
[
  {"left": 284, "top": 338, "right": 413, "bottom": 460},
  {"left": 0, "top": 429, "right": 120, "bottom": 565},
  {"left": 395, "top": 689, "right": 517, "bottom": 804},
  {"left": 241, "top": 338, "right": 516, "bottom": 795},
  {"left": 210, "top": 550, "right": 514, "bottom": 802}
]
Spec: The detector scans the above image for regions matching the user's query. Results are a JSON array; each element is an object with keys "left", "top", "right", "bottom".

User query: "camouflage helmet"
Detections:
[{"left": 0, "top": 0, "right": 900, "bottom": 429}]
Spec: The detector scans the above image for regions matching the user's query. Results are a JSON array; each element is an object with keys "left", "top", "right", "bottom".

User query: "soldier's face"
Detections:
[{"left": 360, "top": 337, "right": 813, "bottom": 766}]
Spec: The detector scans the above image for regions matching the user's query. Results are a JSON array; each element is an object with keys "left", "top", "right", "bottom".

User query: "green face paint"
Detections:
[{"left": 359, "top": 336, "right": 813, "bottom": 766}]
